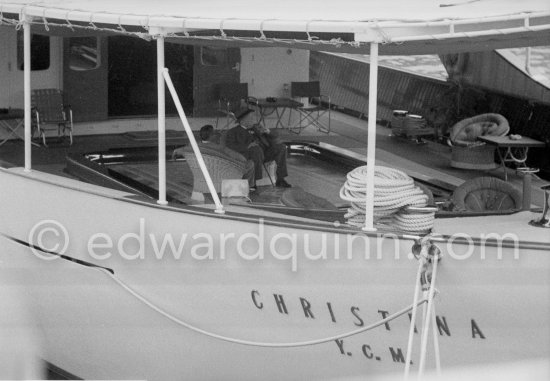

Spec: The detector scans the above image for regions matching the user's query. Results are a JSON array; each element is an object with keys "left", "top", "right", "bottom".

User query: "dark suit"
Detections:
[{"left": 225, "top": 124, "right": 288, "bottom": 181}]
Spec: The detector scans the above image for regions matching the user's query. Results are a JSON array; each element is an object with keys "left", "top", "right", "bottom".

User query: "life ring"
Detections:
[
  {"left": 443, "top": 53, "right": 469, "bottom": 76},
  {"left": 449, "top": 113, "right": 509, "bottom": 145}
]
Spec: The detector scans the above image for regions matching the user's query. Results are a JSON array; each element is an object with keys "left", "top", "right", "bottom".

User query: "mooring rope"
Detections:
[
  {"left": 404, "top": 237, "right": 442, "bottom": 380},
  {"left": 418, "top": 247, "right": 441, "bottom": 378},
  {"left": 431, "top": 297, "right": 442, "bottom": 376},
  {"left": 339, "top": 166, "right": 435, "bottom": 233},
  {"left": 404, "top": 257, "right": 425, "bottom": 379},
  {"left": 98, "top": 267, "right": 428, "bottom": 348}
]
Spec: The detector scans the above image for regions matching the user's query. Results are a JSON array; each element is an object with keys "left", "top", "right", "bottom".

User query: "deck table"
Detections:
[
  {"left": 253, "top": 98, "right": 303, "bottom": 129},
  {"left": 478, "top": 135, "right": 545, "bottom": 181}
]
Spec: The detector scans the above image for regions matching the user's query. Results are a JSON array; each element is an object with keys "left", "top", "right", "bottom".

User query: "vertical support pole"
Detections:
[
  {"left": 24, "top": 15, "right": 32, "bottom": 172},
  {"left": 522, "top": 171, "right": 532, "bottom": 211},
  {"left": 518, "top": 167, "right": 538, "bottom": 211},
  {"left": 157, "top": 34, "right": 168, "bottom": 205},
  {"left": 363, "top": 42, "right": 379, "bottom": 232}
]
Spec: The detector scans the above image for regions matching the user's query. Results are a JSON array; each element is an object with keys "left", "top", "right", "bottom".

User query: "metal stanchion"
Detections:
[
  {"left": 529, "top": 184, "right": 550, "bottom": 228},
  {"left": 516, "top": 167, "right": 539, "bottom": 211}
]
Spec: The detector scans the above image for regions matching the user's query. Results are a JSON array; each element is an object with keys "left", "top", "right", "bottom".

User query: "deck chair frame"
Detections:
[
  {"left": 215, "top": 83, "right": 257, "bottom": 129},
  {"left": 31, "top": 89, "right": 73, "bottom": 146},
  {"left": 289, "top": 81, "right": 331, "bottom": 134}
]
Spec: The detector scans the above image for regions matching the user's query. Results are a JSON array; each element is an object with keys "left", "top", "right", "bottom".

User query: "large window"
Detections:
[
  {"left": 108, "top": 36, "right": 194, "bottom": 117},
  {"left": 17, "top": 33, "right": 50, "bottom": 71},
  {"left": 69, "top": 37, "right": 100, "bottom": 71}
]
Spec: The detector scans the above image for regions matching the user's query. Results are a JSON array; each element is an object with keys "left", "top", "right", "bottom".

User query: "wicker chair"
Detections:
[
  {"left": 183, "top": 145, "right": 248, "bottom": 201},
  {"left": 448, "top": 113, "right": 509, "bottom": 170}
]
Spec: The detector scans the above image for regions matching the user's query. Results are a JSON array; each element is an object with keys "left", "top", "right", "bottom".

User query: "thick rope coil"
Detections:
[{"left": 340, "top": 166, "right": 434, "bottom": 233}]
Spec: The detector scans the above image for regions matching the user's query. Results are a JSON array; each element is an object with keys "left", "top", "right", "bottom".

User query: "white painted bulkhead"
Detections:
[
  {"left": 0, "top": 27, "right": 62, "bottom": 141},
  {"left": 240, "top": 47, "right": 309, "bottom": 98},
  {"left": 0, "top": 27, "right": 62, "bottom": 108},
  {"left": 0, "top": 34, "right": 310, "bottom": 139},
  {"left": 74, "top": 47, "right": 310, "bottom": 135}
]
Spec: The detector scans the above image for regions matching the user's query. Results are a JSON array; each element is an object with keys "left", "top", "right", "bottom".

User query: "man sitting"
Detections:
[
  {"left": 224, "top": 108, "right": 291, "bottom": 188},
  {"left": 173, "top": 124, "right": 255, "bottom": 188}
]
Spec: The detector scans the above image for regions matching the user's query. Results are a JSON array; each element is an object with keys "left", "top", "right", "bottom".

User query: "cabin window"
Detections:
[
  {"left": 69, "top": 37, "right": 100, "bottom": 71},
  {"left": 200, "top": 47, "right": 227, "bottom": 66},
  {"left": 17, "top": 33, "right": 50, "bottom": 71}
]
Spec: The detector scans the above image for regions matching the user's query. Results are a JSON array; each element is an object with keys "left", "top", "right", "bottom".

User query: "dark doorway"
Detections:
[
  {"left": 108, "top": 36, "right": 194, "bottom": 117},
  {"left": 193, "top": 46, "right": 241, "bottom": 117},
  {"left": 64, "top": 36, "right": 109, "bottom": 122}
]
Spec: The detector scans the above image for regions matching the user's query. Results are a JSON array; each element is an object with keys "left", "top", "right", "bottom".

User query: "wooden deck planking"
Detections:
[{"left": 110, "top": 161, "right": 193, "bottom": 203}]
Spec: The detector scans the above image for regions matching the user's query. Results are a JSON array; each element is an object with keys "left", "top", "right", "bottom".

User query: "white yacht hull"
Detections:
[{"left": 1, "top": 168, "right": 548, "bottom": 380}]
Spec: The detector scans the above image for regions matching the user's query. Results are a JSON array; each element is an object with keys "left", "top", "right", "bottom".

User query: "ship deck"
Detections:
[{"left": 0, "top": 111, "right": 548, "bottom": 208}]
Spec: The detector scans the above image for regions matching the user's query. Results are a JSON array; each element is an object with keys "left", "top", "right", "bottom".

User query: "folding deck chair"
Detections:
[
  {"left": 31, "top": 89, "right": 73, "bottom": 146},
  {"left": 289, "top": 81, "right": 331, "bottom": 134},
  {"left": 215, "top": 83, "right": 257, "bottom": 129}
]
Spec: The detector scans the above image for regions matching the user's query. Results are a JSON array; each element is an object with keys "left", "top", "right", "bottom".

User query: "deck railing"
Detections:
[
  {"left": 311, "top": 52, "right": 550, "bottom": 138},
  {"left": 310, "top": 52, "right": 550, "bottom": 177}
]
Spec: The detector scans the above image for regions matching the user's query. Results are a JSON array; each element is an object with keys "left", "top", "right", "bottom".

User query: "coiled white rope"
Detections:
[{"left": 340, "top": 166, "right": 435, "bottom": 233}]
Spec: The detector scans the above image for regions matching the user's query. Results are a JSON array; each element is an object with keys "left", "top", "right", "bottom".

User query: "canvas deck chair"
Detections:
[
  {"left": 215, "top": 83, "right": 257, "bottom": 129},
  {"left": 31, "top": 89, "right": 73, "bottom": 146},
  {"left": 289, "top": 81, "right": 331, "bottom": 134}
]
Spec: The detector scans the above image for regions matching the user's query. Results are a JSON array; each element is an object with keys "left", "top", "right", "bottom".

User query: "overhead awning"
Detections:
[
  {"left": 3, "top": 0, "right": 549, "bottom": 228},
  {"left": 1, "top": 0, "right": 549, "bottom": 54}
]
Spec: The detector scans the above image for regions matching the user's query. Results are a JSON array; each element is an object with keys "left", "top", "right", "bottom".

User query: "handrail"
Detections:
[
  {"left": 5, "top": 4, "right": 550, "bottom": 37},
  {"left": 162, "top": 68, "right": 225, "bottom": 214}
]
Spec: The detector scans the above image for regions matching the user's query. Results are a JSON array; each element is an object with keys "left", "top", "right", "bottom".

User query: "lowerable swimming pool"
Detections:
[{"left": 66, "top": 141, "right": 468, "bottom": 223}]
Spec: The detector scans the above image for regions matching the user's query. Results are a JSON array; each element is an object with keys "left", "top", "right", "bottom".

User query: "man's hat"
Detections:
[{"left": 235, "top": 108, "right": 254, "bottom": 121}]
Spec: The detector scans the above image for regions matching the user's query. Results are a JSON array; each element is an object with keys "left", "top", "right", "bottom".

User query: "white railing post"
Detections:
[
  {"left": 363, "top": 42, "right": 378, "bottom": 232},
  {"left": 23, "top": 14, "right": 32, "bottom": 172},
  {"left": 162, "top": 69, "right": 225, "bottom": 214},
  {"left": 156, "top": 34, "right": 168, "bottom": 205}
]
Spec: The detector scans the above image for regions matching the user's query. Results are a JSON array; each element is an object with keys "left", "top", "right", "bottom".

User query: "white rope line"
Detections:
[
  {"left": 89, "top": 13, "right": 98, "bottom": 30},
  {"left": 509, "top": 147, "right": 528, "bottom": 163},
  {"left": 98, "top": 267, "right": 428, "bottom": 348},
  {"left": 219, "top": 19, "right": 226, "bottom": 38},
  {"left": 340, "top": 166, "right": 435, "bottom": 233},
  {"left": 404, "top": 239, "right": 442, "bottom": 379},
  {"left": 259, "top": 19, "right": 269, "bottom": 40},
  {"left": 11, "top": 17, "right": 152, "bottom": 40},
  {"left": 403, "top": 257, "right": 425, "bottom": 379},
  {"left": 181, "top": 18, "right": 189, "bottom": 37},
  {"left": 0, "top": 13, "right": 366, "bottom": 49},
  {"left": 431, "top": 300, "right": 442, "bottom": 375},
  {"left": 417, "top": 252, "right": 440, "bottom": 378}
]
